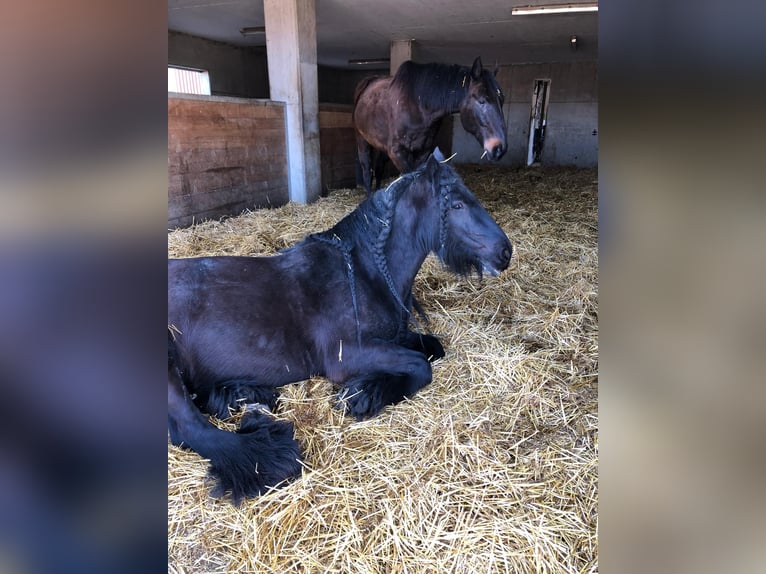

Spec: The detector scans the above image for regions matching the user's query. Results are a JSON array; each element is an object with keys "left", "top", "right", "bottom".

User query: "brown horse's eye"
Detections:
[{"left": 451, "top": 200, "right": 464, "bottom": 210}]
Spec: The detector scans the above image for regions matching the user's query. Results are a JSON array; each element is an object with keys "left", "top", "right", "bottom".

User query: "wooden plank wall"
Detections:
[
  {"left": 318, "top": 103, "right": 358, "bottom": 194},
  {"left": 168, "top": 94, "right": 288, "bottom": 228}
]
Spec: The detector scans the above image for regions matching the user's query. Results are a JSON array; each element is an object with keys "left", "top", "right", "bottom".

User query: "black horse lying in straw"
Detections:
[{"left": 168, "top": 149, "right": 512, "bottom": 502}]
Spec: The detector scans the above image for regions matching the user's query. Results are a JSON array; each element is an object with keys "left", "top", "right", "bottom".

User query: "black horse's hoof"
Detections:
[
  {"left": 336, "top": 385, "right": 375, "bottom": 420},
  {"left": 419, "top": 334, "right": 445, "bottom": 362},
  {"left": 242, "top": 402, "right": 273, "bottom": 415},
  {"left": 205, "top": 381, "right": 279, "bottom": 420},
  {"left": 337, "top": 371, "right": 430, "bottom": 421},
  {"left": 336, "top": 375, "right": 390, "bottom": 420}
]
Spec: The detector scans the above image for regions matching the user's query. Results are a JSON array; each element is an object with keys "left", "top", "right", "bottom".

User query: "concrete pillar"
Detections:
[
  {"left": 264, "top": 0, "right": 321, "bottom": 204},
  {"left": 390, "top": 40, "right": 413, "bottom": 75}
]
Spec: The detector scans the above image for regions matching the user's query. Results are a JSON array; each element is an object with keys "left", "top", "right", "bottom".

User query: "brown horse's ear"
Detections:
[
  {"left": 471, "top": 57, "right": 483, "bottom": 80},
  {"left": 433, "top": 147, "right": 446, "bottom": 162}
]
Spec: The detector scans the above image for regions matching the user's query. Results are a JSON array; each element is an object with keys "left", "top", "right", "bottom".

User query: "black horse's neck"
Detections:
[
  {"left": 315, "top": 169, "right": 439, "bottom": 317},
  {"left": 375, "top": 178, "right": 432, "bottom": 311},
  {"left": 392, "top": 61, "right": 469, "bottom": 114}
]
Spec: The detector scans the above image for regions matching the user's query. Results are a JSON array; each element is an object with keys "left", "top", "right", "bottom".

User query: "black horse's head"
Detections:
[
  {"left": 411, "top": 148, "right": 512, "bottom": 279},
  {"left": 459, "top": 57, "right": 507, "bottom": 162}
]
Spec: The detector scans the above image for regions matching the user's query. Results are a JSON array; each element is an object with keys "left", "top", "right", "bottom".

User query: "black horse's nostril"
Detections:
[
  {"left": 500, "top": 245, "right": 512, "bottom": 266},
  {"left": 492, "top": 143, "right": 506, "bottom": 160}
]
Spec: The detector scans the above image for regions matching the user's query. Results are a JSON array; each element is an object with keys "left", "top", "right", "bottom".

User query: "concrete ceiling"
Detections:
[{"left": 168, "top": 0, "right": 598, "bottom": 70}]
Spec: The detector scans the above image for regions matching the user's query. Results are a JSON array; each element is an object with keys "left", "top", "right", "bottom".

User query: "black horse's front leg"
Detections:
[{"left": 334, "top": 342, "right": 435, "bottom": 420}]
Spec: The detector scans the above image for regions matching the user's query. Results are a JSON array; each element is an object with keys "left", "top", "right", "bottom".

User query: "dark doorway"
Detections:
[{"left": 527, "top": 79, "right": 551, "bottom": 166}]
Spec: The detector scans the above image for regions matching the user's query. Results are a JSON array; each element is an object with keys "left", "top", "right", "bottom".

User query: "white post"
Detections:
[
  {"left": 390, "top": 39, "right": 413, "bottom": 76},
  {"left": 264, "top": 0, "right": 321, "bottom": 203}
]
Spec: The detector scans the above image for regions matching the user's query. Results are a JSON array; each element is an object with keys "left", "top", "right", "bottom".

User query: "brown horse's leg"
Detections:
[
  {"left": 355, "top": 134, "right": 374, "bottom": 197},
  {"left": 372, "top": 150, "right": 390, "bottom": 191},
  {"left": 389, "top": 146, "right": 415, "bottom": 175}
]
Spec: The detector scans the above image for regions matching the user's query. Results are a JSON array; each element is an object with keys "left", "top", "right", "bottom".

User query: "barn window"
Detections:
[{"left": 168, "top": 65, "right": 211, "bottom": 96}]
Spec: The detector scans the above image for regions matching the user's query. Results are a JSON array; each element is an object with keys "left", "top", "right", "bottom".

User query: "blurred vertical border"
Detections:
[
  {"left": 600, "top": 1, "right": 766, "bottom": 573},
  {"left": 0, "top": 1, "right": 169, "bottom": 573}
]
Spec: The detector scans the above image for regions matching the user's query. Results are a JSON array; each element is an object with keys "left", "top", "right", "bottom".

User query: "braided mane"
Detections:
[{"left": 308, "top": 162, "right": 451, "bottom": 344}]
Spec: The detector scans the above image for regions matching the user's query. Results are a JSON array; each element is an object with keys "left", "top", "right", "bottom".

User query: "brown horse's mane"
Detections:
[{"left": 390, "top": 61, "right": 470, "bottom": 112}]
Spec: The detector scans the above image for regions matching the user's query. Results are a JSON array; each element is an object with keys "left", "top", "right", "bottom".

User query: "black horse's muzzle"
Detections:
[{"left": 481, "top": 238, "right": 513, "bottom": 277}]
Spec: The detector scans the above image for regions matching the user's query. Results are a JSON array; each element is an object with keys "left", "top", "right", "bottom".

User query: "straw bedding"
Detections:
[{"left": 168, "top": 164, "right": 598, "bottom": 574}]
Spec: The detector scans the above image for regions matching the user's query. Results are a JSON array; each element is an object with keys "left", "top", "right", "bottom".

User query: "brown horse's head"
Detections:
[{"left": 459, "top": 57, "right": 507, "bottom": 162}]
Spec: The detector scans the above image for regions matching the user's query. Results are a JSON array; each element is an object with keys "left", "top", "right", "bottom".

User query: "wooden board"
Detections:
[
  {"left": 168, "top": 95, "right": 289, "bottom": 227},
  {"left": 318, "top": 104, "right": 358, "bottom": 193}
]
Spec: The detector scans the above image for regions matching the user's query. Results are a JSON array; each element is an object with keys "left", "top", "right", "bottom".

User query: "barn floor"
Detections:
[{"left": 168, "top": 164, "right": 598, "bottom": 574}]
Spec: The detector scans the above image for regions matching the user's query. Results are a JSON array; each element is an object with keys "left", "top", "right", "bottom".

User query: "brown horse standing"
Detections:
[{"left": 353, "top": 57, "right": 507, "bottom": 196}]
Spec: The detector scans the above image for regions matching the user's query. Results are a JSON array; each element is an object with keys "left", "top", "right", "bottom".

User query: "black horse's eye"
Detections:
[{"left": 451, "top": 200, "right": 464, "bottom": 210}]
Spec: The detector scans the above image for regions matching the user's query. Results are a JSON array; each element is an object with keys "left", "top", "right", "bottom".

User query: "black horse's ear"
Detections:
[
  {"left": 433, "top": 147, "right": 446, "bottom": 162},
  {"left": 424, "top": 150, "right": 440, "bottom": 179},
  {"left": 471, "top": 57, "right": 483, "bottom": 80}
]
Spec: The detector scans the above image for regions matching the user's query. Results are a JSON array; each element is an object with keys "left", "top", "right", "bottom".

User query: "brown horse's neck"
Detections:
[{"left": 421, "top": 79, "right": 468, "bottom": 117}]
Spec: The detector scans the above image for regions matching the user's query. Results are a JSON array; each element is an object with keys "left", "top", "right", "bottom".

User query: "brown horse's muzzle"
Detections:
[{"left": 484, "top": 137, "right": 506, "bottom": 161}]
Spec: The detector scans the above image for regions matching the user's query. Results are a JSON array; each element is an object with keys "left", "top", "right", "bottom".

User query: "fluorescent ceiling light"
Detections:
[
  {"left": 240, "top": 26, "right": 265, "bottom": 36},
  {"left": 512, "top": 3, "right": 597, "bottom": 15},
  {"left": 348, "top": 58, "right": 390, "bottom": 65}
]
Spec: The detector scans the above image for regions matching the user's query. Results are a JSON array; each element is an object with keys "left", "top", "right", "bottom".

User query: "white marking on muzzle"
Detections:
[{"left": 484, "top": 137, "right": 504, "bottom": 156}]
